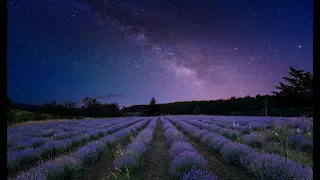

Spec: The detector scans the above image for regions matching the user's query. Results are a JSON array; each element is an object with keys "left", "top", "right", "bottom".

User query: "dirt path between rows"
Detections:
[
  {"left": 142, "top": 119, "right": 171, "bottom": 180},
  {"left": 78, "top": 141, "right": 127, "bottom": 180},
  {"left": 173, "top": 122, "right": 254, "bottom": 180}
]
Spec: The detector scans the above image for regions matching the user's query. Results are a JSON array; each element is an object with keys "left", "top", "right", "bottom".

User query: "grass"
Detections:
[
  {"left": 7, "top": 109, "right": 58, "bottom": 126},
  {"left": 7, "top": 109, "right": 111, "bottom": 126}
]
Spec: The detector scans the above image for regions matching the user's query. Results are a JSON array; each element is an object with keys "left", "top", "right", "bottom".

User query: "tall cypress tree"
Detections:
[{"left": 148, "top": 97, "right": 157, "bottom": 116}]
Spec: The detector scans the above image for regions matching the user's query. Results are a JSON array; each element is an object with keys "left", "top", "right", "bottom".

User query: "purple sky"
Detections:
[{"left": 7, "top": 0, "right": 313, "bottom": 107}]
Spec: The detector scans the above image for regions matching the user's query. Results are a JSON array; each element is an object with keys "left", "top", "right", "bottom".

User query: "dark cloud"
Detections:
[{"left": 93, "top": 94, "right": 127, "bottom": 100}]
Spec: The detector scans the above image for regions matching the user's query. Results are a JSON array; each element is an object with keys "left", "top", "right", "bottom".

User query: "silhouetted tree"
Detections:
[
  {"left": 123, "top": 93, "right": 312, "bottom": 117},
  {"left": 194, "top": 106, "right": 200, "bottom": 115},
  {"left": 147, "top": 97, "right": 157, "bottom": 116},
  {"left": 64, "top": 100, "right": 77, "bottom": 109},
  {"left": 82, "top": 97, "right": 101, "bottom": 109},
  {"left": 59, "top": 99, "right": 77, "bottom": 118},
  {"left": 272, "top": 67, "right": 313, "bottom": 97},
  {"left": 104, "top": 102, "right": 121, "bottom": 117},
  {"left": 272, "top": 67, "right": 313, "bottom": 107},
  {"left": 81, "top": 97, "right": 102, "bottom": 117},
  {"left": 44, "top": 100, "right": 57, "bottom": 114}
]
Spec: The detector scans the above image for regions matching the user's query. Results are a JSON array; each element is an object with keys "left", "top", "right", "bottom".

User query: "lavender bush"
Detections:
[
  {"left": 169, "top": 142, "right": 194, "bottom": 159},
  {"left": 220, "top": 142, "right": 255, "bottom": 166},
  {"left": 200, "top": 133, "right": 218, "bottom": 144},
  {"left": 240, "top": 152, "right": 313, "bottom": 180},
  {"left": 242, "top": 133, "right": 266, "bottom": 149},
  {"left": 287, "top": 135, "right": 313, "bottom": 151},
  {"left": 207, "top": 136, "right": 231, "bottom": 152},
  {"left": 182, "top": 167, "right": 218, "bottom": 180},
  {"left": 170, "top": 151, "right": 207, "bottom": 177},
  {"left": 113, "top": 119, "right": 156, "bottom": 177}
]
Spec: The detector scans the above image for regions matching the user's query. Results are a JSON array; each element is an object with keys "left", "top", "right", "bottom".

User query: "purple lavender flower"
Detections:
[
  {"left": 265, "top": 141, "right": 282, "bottom": 154},
  {"left": 242, "top": 133, "right": 266, "bottom": 149},
  {"left": 252, "top": 124, "right": 265, "bottom": 131},
  {"left": 40, "top": 162, "right": 64, "bottom": 179},
  {"left": 170, "top": 151, "right": 207, "bottom": 177},
  {"left": 220, "top": 142, "right": 255, "bottom": 166},
  {"left": 169, "top": 142, "right": 194, "bottom": 159},
  {"left": 220, "top": 128, "right": 238, "bottom": 140},
  {"left": 239, "top": 126, "right": 252, "bottom": 135},
  {"left": 15, "top": 168, "right": 46, "bottom": 180},
  {"left": 287, "top": 135, "right": 313, "bottom": 151},
  {"left": 182, "top": 168, "right": 218, "bottom": 180},
  {"left": 53, "top": 139, "right": 73, "bottom": 152},
  {"left": 114, "top": 155, "right": 139, "bottom": 171},
  {"left": 125, "top": 142, "right": 148, "bottom": 160},
  {"left": 8, "top": 148, "right": 41, "bottom": 171},
  {"left": 75, "top": 142, "right": 101, "bottom": 166},
  {"left": 298, "top": 121, "right": 313, "bottom": 132},
  {"left": 30, "top": 137, "right": 48, "bottom": 148},
  {"left": 41, "top": 129, "right": 56, "bottom": 137},
  {"left": 53, "top": 155, "right": 80, "bottom": 167},
  {"left": 165, "top": 130, "right": 185, "bottom": 145},
  {"left": 52, "top": 155, "right": 81, "bottom": 179},
  {"left": 11, "top": 140, "right": 30, "bottom": 151},
  {"left": 192, "top": 129, "right": 208, "bottom": 139},
  {"left": 200, "top": 133, "right": 217, "bottom": 145},
  {"left": 264, "top": 131, "right": 279, "bottom": 142},
  {"left": 241, "top": 152, "right": 313, "bottom": 180},
  {"left": 207, "top": 136, "right": 231, "bottom": 152}
]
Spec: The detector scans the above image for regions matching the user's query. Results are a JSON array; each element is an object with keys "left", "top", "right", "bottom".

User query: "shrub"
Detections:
[
  {"left": 207, "top": 136, "right": 231, "bottom": 152},
  {"left": 240, "top": 152, "right": 313, "bottom": 180},
  {"left": 182, "top": 168, "right": 218, "bottom": 180},
  {"left": 170, "top": 151, "right": 207, "bottom": 177},
  {"left": 264, "top": 141, "right": 282, "bottom": 154},
  {"left": 242, "top": 133, "right": 266, "bottom": 149},
  {"left": 169, "top": 142, "right": 194, "bottom": 159},
  {"left": 220, "top": 142, "right": 254, "bottom": 166},
  {"left": 200, "top": 133, "right": 217, "bottom": 144},
  {"left": 286, "top": 135, "right": 313, "bottom": 151}
]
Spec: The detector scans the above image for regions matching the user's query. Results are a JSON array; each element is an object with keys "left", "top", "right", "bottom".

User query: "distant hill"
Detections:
[{"left": 8, "top": 103, "right": 46, "bottom": 113}]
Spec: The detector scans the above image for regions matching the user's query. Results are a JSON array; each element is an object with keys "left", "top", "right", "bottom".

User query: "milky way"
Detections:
[{"left": 7, "top": 0, "right": 313, "bottom": 107}]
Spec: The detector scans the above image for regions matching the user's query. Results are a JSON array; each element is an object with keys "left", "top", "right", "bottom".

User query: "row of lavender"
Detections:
[
  {"left": 166, "top": 117, "right": 313, "bottom": 180},
  {"left": 12, "top": 118, "right": 151, "bottom": 180},
  {"left": 8, "top": 118, "right": 130, "bottom": 152},
  {"left": 8, "top": 117, "right": 146, "bottom": 175},
  {"left": 199, "top": 115, "right": 313, "bottom": 136},
  {"left": 182, "top": 116, "right": 313, "bottom": 153},
  {"left": 160, "top": 117, "right": 218, "bottom": 180},
  {"left": 110, "top": 118, "right": 158, "bottom": 178},
  {"left": 182, "top": 116, "right": 313, "bottom": 162}
]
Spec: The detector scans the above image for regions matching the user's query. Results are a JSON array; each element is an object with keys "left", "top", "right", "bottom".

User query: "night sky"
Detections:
[{"left": 7, "top": 0, "right": 313, "bottom": 107}]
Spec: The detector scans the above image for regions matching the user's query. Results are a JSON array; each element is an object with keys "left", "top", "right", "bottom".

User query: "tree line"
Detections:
[
  {"left": 42, "top": 97, "right": 121, "bottom": 118},
  {"left": 7, "top": 66, "right": 313, "bottom": 122},
  {"left": 123, "top": 67, "right": 313, "bottom": 117},
  {"left": 7, "top": 97, "right": 122, "bottom": 120}
]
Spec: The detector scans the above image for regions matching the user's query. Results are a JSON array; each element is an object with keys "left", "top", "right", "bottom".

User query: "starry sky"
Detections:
[{"left": 7, "top": 0, "right": 313, "bottom": 107}]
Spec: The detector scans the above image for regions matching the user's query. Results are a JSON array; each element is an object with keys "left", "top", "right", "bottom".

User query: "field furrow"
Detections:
[
  {"left": 141, "top": 118, "right": 171, "bottom": 180},
  {"left": 166, "top": 117, "right": 253, "bottom": 180},
  {"left": 167, "top": 116, "right": 312, "bottom": 180},
  {"left": 11, "top": 118, "right": 151, "bottom": 180}
]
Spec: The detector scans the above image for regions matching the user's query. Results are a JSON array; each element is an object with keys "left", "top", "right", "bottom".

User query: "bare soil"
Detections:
[
  {"left": 142, "top": 119, "right": 172, "bottom": 180},
  {"left": 78, "top": 142, "right": 126, "bottom": 180}
]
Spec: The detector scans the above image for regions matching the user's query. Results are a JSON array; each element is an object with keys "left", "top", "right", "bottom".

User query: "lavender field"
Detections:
[{"left": 7, "top": 116, "right": 313, "bottom": 180}]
